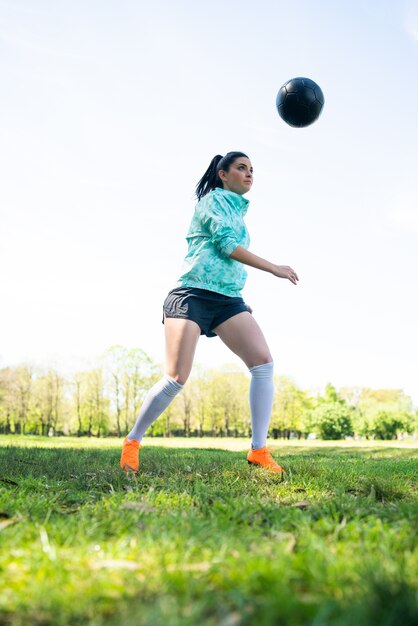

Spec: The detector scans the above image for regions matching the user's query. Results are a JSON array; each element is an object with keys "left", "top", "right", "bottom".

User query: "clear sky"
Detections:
[{"left": 1, "top": 0, "right": 418, "bottom": 404}]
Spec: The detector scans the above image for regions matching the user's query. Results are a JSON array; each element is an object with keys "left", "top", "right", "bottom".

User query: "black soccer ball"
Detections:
[{"left": 276, "top": 77, "right": 324, "bottom": 128}]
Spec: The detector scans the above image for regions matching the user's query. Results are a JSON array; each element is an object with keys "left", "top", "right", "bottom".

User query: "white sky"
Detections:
[{"left": 1, "top": 0, "right": 418, "bottom": 404}]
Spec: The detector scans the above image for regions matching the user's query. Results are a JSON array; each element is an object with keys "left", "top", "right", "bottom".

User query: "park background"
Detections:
[{"left": 1, "top": 0, "right": 418, "bottom": 431}]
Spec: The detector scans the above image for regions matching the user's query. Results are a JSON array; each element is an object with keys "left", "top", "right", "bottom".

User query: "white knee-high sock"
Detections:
[
  {"left": 127, "top": 375, "right": 184, "bottom": 442},
  {"left": 249, "top": 361, "right": 274, "bottom": 450}
]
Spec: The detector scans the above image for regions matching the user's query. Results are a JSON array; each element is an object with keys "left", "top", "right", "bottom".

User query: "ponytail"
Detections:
[{"left": 195, "top": 151, "right": 249, "bottom": 201}]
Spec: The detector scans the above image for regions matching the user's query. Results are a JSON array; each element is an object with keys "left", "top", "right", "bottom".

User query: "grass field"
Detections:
[{"left": 0, "top": 436, "right": 417, "bottom": 626}]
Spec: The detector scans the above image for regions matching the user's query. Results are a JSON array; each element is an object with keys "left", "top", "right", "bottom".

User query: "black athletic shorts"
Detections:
[{"left": 162, "top": 287, "right": 250, "bottom": 338}]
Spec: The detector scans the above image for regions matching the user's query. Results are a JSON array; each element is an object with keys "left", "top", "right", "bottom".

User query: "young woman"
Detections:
[{"left": 120, "top": 151, "right": 299, "bottom": 474}]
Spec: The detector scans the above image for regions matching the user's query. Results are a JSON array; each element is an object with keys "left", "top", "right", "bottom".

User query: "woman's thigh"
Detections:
[
  {"left": 212, "top": 311, "right": 273, "bottom": 369},
  {"left": 164, "top": 315, "right": 201, "bottom": 385}
]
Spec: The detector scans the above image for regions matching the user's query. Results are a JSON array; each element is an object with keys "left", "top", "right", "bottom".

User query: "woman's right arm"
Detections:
[{"left": 229, "top": 245, "right": 299, "bottom": 285}]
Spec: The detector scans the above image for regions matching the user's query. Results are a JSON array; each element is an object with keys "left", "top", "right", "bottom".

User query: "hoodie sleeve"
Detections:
[{"left": 199, "top": 193, "right": 239, "bottom": 257}]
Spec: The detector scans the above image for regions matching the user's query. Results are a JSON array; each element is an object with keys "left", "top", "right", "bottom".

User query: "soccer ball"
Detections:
[{"left": 276, "top": 77, "right": 324, "bottom": 128}]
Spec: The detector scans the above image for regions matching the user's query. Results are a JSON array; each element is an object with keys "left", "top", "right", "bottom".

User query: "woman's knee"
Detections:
[
  {"left": 165, "top": 354, "right": 194, "bottom": 383},
  {"left": 166, "top": 371, "right": 190, "bottom": 386},
  {"left": 165, "top": 359, "right": 194, "bottom": 385},
  {"left": 248, "top": 354, "right": 273, "bottom": 369}
]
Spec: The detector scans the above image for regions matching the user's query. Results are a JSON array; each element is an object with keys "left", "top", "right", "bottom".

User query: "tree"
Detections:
[
  {"left": 216, "top": 364, "right": 249, "bottom": 436},
  {"left": 32, "top": 370, "right": 65, "bottom": 436},
  {"left": 271, "top": 376, "right": 312, "bottom": 437},
  {"left": 11, "top": 367, "right": 33, "bottom": 434},
  {"left": 71, "top": 372, "right": 86, "bottom": 436},
  {"left": 203, "top": 365, "right": 249, "bottom": 437},
  {"left": 311, "top": 402, "right": 353, "bottom": 440},
  {"left": 179, "top": 384, "right": 193, "bottom": 436},
  {"left": 340, "top": 387, "right": 415, "bottom": 438},
  {"left": 370, "top": 410, "right": 415, "bottom": 440},
  {"left": 102, "top": 346, "right": 158, "bottom": 436},
  {"left": 81, "top": 368, "right": 110, "bottom": 437},
  {"left": 101, "top": 346, "right": 125, "bottom": 436},
  {"left": 204, "top": 371, "right": 224, "bottom": 436},
  {"left": 190, "top": 364, "right": 211, "bottom": 436},
  {"left": 0, "top": 368, "right": 15, "bottom": 434}
]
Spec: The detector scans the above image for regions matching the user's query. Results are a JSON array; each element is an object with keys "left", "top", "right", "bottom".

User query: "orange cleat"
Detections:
[
  {"left": 247, "top": 446, "right": 284, "bottom": 475},
  {"left": 120, "top": 437, "right": 141, "bottom": 473}
]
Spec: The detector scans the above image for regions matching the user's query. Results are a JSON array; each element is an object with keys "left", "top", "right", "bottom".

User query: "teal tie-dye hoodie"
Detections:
[{"left": 176, "top": 187, "right": 250, "bottom": 297}]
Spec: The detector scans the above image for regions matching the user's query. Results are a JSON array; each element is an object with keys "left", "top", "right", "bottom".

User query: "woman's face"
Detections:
[{"left": 219, "top": 157, "right": 253, "bottom": 195}]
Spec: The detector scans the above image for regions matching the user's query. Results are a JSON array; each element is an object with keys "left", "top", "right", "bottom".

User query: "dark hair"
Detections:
[{"left": 195, "top": 151, "right": 249, "bottom": 201}]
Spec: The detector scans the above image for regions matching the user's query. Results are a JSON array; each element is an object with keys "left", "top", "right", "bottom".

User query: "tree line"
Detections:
[{"left": 0, "top": 346, "right": 416, "bottom": 440}]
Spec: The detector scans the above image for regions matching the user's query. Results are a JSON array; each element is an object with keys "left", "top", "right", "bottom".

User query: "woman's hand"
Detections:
[
  {"left": 271, "top": 265, "right": 299, "bottom": 285},
  {"left": 246, "top": 304, "right": 253, "bottom": 314}
]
